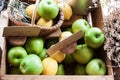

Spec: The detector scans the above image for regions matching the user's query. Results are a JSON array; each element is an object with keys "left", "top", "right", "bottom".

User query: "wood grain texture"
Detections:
[
  {"left": 0, "top": 10, "right": 8, "bottom": 75},
  {"left": 46, "top": 30, "right": 83, "bottom": 55},
  {"left": 1, "top": 75, "right": 114, "bottom": 80},
  {"left": 45, "top": 29, "right": 61, "bottom": 39},
  {"left": 3, "top": 26, "right": 41, "bottom": 37}
]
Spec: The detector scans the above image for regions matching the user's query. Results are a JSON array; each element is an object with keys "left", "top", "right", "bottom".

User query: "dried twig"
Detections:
[
  {"left": 8, "top": 0, "right": 30, "bottom": 23},
  {"left": 104, "top": 6, "right": 120, "bottom": 67}
]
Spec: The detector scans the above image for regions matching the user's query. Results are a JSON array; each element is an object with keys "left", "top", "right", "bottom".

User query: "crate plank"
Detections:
[
  {"left": 1, "top": 75, "right": 114, "bottom": 80},
  {"left": 45, "top": 29, "right": 61, "bottom": 39},
  {"left": 0, "top": 9, "right": 9, "bottom": 75},
  {"left": 3, "top": 26, "right": 41, "bottom": 37},
  {"left": 47, "top": 30, "right": 83, "bottom": 55}
]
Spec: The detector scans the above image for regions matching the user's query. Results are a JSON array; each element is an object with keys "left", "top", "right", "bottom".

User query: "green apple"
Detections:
[
  {"left": 77, "top": 0, "right": 88, "bottom": 15},
  {"left": 74, "top": 63, "right": 86, "bottom": 75},
  {"left": 56, "top": 64, "right": 65, "bottom": 75},
  {"left": 8, "top": 47, "right": 27, "bottom": 67},
  {"left": 86, "top": 58, "right": 106, "bottom": 75},
  {"left": 19, "top": 54, "right": 43, "bottom": 75},
  {"left": 8, "top": 66, "right": 21, "bottom": 74},
  {"left": 63, "top": 54, "right": 75, "bottom": 64},
  {"left": 25, "top": 37, "right": 44, "bottom": 55},
  {"left": 72, "top": 44, "right": 94, "bottom": 64},
  {"left": 37, "top": 0, "right": 59, "bottom": 20},
  {"left": 84, "top": 27, "right": 105, "bottom": 48},
  {"left": 39, "top": 48, "right": 48, "bottom": 60},
  {"left": 72, "top": 19, "right": 91, "bottom": 33}
]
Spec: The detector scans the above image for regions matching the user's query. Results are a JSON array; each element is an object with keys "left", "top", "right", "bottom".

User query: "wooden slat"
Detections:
[
  {"left": 1, "top": 38, "right": 7, "bottom": 76},
  {"left": 3, "top": 26, "right": 61, "bottom": 38},
  {"left": 0, "top": 10, "right": 9, "bottom": 75},
  {"left": 106, "top": 56, "right": 114, "bottom": 75},
  {"left": 45, "top": 29, "right": 61, "bottom": 39},
  {"left": 3, "top": 26, "right": 41, "bottom": 37},
  {"left": 1, "top": 75, "right": 114, "bottom": 80},
  {"left": 87, "top": 12, "right": 93, "bottom": 27},
  {"left": 91, "top": 5, "right": 104, "bottom": 30},
  {"left": 46, "top": 30, "right": 83, "bottom": 55}
]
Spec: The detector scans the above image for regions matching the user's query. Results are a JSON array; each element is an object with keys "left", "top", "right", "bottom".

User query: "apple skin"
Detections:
[
  {"left": 56, "top": 64, "right": 65, "bottom": 75},
  {"left": 84, "top": 27, "right": 105, "bottom": 49},
  {"left": 72, "top": 19, "right": 91, "bottom": 33},
  {"left": 25, "top": 37, "right": 44, "bottom": 55},
  {"left": 72, "top": 44, "right": 94, "bottom": 64},
  {"left": 39, "top": 48, "right": 48, "bottom": 60},
  {"left": 8, "top": 47, "right": 27, "bottom": 67},
  {"left": 19, "top": 54, "right": 43, "bottom": 75},
  {"left": 86, "top": 58, "right": 106, "bottom": 75},
  {"left": 78, "top": 0, "right": 88, "bottom": 15},
  {"left": 37, "top": 0, "right": 59, "bottom": 20},
  {"left": 74, "top": 63, "right": 86, "bottom": 75},
  {"left": 63, "top": 54, "right": 75, "bottom": 64}
]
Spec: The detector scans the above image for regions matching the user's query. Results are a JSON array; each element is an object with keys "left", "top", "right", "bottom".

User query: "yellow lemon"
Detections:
[
  {"left": 42, "top": 57, "right": 58, "bottom": 75},
  {"left": 59, "top": 31, "right": 72, "bottom": 41},
  {"left": 60, "top": 3, "right": 73, "bottom": 20},
  {"left": 50, "top": 50, "right": 66, "bottom": 63},
  {"left": 25, "top": 4, "right": 40, "bottom": 20},
  {"left": 37, "top": 18, "right": 53, "bottom": 27}
]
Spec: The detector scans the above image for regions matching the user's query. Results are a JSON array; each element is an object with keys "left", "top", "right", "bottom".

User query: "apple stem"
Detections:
[
  {"left": 21, "top": 63, "right": 26, "bottom": 72},
  {"left": 99, "top": 62, "right": 102, "bottom": 68},
  {"left": 95, "top": 34, "right": 100, "bottom": 38}
]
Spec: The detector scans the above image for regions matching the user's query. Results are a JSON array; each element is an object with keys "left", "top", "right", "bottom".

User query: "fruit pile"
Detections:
[
  {"left": 9, "top": 0, "right": 99, "bottom": 26},
  {"left": 25, "top": 0, "right": 59, "bottom": 27},
  {"left": 5, "top": 0, "right": 107, "bottom": 76},
  {"left": 57, "top": 0, "right": 99, "bottom": 15},
  {"left": 7, "top": 18, "right": 106, "bottom": 75}
]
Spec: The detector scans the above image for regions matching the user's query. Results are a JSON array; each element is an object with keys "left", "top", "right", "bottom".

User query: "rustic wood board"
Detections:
[
  {"left": 1, "top": 75, "right": 114, "bottom": 80},
  {"left": 47, "top": 30, "right": 83, "bottom": 55},
  {"left": 0, "top": 10, "right": 9, "bottom": 75}
]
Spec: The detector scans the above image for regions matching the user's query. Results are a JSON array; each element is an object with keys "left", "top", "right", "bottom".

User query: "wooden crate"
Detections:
[{"left": 1, "top": 1, "right": 114, "bottom": 80}]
